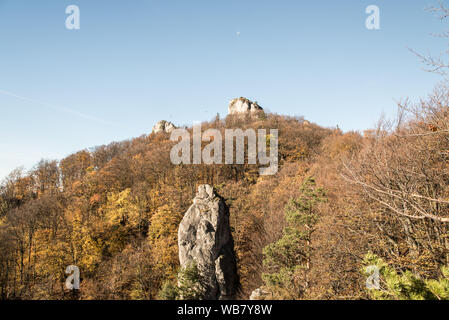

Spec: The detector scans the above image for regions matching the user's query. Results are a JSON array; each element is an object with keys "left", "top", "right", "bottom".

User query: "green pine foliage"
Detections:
[
  {"left": 158, "top": 281, "right": 179, "bottom": 300},
  {"left": 262, "top": 177, "right": 326, "bottom": 299},
  {"left": 363, "top": 253, "right": 449, "bottom": 300},
  {"left": 158, "top": 264, "right": 203, "bottom": 300}
]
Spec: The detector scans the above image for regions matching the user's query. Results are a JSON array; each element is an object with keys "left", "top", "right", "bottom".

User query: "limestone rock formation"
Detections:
[
  {"left": 228, "top": 97, "right": 263, "bottom": 115},
  {"left": 152, "top": 120, "right": 176, "bottom": 134},
  {"left": 249, "top": 287, "right": 269, "bottom": 300},
  {"left": 178, "top": 185, "right": 239, "bottom": 300}
]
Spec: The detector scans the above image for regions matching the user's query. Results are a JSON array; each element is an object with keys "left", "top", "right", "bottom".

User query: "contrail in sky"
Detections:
[{"left": 0, "top": 89, "right": 124, "bottom": 128}]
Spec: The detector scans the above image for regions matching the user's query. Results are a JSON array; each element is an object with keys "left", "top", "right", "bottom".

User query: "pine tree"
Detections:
[
  {"left": 363, "top": 253, "right": 449, "bottom": 300},
  {"left": 262, "top": 177, "right": 326, "bottom": 299},
  {"left": 158, "top": 264, "right": 203, "bottom": 300}
]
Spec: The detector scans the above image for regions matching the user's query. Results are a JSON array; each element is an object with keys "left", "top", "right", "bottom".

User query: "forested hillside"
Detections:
[{"left": 0, "top": 85, "right": 448, "bottom": 300}]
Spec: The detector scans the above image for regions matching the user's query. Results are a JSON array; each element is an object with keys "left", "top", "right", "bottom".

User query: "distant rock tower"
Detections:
[
  {"left": 152, "top": 120, "right": 176, "bottom": 134},
  {"left": 228, "top": 97, "right": 263, "bottom": 115}
]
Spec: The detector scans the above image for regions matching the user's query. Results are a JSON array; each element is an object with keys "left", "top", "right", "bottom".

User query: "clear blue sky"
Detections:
[{"left": 0, "top": 0, "right": 446, "bottom": 179}]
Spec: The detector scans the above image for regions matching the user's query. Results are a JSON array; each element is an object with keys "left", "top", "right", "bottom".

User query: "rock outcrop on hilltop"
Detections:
[
  {"left": 152, "top": 120, "right": 176, "bottom": 134},
  {"left": 178, "top": 185, "right": 239, "bottom": 300},
  {"left": 228, "top": 97, "right": 263, "bottom": 115}
]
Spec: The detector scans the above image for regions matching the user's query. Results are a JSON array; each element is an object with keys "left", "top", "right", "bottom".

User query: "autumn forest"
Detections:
[{"left": 1, "top": 82, "right": 448, "bottom": 300}]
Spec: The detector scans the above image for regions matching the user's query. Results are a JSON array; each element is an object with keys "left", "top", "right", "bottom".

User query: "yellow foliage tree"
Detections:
[
  {"left": 70, "top": 210, "right": 103, "bottom": 275},
  {"left": 148, "top": 204, "right": 182, "bottom": 280},
  {"left": 104, "top": 189, "right": 141, "bottom": 229}
]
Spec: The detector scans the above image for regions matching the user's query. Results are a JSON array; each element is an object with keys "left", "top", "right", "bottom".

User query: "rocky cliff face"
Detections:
[
  {"left": 178, "top": 185, "right": 239, "bottom": 300},
  {"left": 152, "top": 120, "right": 176, "bottom": 134},
  {"left": 228, "top": 97, "right": 263, "bottom": 115}
]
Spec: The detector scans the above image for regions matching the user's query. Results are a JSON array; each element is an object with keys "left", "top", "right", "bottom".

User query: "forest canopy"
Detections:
[{"left": 0, "top": 84, "right": 448, "bottom": 300}]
